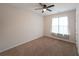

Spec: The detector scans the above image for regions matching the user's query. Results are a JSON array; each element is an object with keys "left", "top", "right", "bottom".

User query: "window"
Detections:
[{"left": 52, "top": 16, "right": 69, "bottom": 35}]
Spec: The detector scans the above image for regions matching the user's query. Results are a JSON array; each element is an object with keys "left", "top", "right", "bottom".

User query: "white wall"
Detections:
[
  {"left": 0, "top": 4, "right": 43, "bottom": 52},
  {"left": 76, "top": 4, "right": 79, "bottom": 55},
  {"left": 44, "top": 10, "right": 76, "bottom": 43}
]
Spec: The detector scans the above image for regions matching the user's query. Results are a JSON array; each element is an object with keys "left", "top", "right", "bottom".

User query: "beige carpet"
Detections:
[{"left": 0, "top": 36, "right": 78, "bottom": 56}]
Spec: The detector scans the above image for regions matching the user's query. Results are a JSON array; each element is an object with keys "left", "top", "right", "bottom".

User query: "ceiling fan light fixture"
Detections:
[{"left": 43, "top": 8, "right": 46, "bottom": 11}]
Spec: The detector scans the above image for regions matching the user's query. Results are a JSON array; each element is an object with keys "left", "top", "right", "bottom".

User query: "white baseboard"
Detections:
[
  {"left": 44, "top": 35, "right": 76, "bottom": 44},
  {"left": 0, "top": 35, "right": 43, "bottom": 53},
  {"left": 0, "top": 35, "right": 75, "bottom": 53}
]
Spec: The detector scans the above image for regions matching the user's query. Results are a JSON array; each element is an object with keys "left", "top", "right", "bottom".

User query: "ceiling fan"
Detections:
[{"left": 35, "top": 3, "right": 55, "bottom": 13}]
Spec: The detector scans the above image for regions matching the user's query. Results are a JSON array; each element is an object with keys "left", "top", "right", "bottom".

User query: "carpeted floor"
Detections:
[{"left": 0, "top": 36, "right": 78, "bottom": 56}]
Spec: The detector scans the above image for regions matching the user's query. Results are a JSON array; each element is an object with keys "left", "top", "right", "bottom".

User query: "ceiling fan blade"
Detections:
[
  {"left": 39, "top": 3, "right": 44, "bottom": 6},
  {"left": 47, "top": 5, "right": 55, "bottom": 8},
  {"left": 35, "top": 8, "right": 43, "bottom": 10},
  {"left": 47, "top": 9, "right": 52, "bottom": 12}
]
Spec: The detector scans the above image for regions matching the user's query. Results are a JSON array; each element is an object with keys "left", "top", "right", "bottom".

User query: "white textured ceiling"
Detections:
[{"left": 7, "top": 3, "right": 77, "bottom": 16}]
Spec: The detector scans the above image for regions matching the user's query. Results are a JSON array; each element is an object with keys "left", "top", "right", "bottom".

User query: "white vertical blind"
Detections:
[{"left": 52, "top": 16, "right": 69, "bottom": 35}]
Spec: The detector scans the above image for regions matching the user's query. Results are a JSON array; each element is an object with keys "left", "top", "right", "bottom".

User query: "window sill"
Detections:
[{"left": 51, "top": 33, "right": 69, "bottom": 39}]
